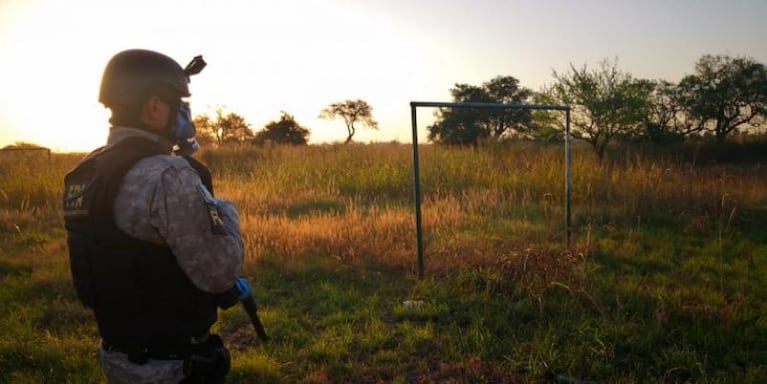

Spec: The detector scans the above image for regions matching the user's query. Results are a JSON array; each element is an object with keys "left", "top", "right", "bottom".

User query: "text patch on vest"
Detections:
[{"left": 64, "top": 177, "right": 96, "bottom": 219}]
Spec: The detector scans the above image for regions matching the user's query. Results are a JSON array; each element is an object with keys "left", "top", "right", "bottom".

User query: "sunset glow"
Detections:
[{"left": 1, "top": 0, "right": 766, "bottom": 152}]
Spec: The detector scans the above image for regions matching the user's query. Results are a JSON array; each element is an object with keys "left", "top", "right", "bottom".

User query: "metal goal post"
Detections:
[{"left": 409, "top": 101, "right": 572, "bottom": 278}]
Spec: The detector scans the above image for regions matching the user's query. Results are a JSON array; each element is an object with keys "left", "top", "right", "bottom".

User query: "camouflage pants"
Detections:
[{"left": 99, "top": 347, "right": 185, "bottom": 384}]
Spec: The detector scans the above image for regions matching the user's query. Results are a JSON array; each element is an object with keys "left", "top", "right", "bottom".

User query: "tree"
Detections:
[
  {"left": 253, "top": 112, "right": 311, "bottom": 145},
  {"left": 319, "top": 99, "right": 378, "bottom": 144},
  {"left": 194, "top": 107, "right": 254, "bottom": 145},
  {"left": 219, "top": 112, "right": 254, "bottom": 144},
  {"left": 546, "top": 59, "right": 654, "bottom": 161},
  {"left": 427, "top": 76, "right": 534, "bottom": 145},
  {"left": 530, "top": 91, "right": 566, "bottom": 143},
  {"left": 677, "top": 54, "right": 767, "bottom": 141},
  {"left": 644, "top": 80, "right": 688, "bottom": 144},
  {"left": 191, "top": 115, "right": 216, "bottom": 146}
]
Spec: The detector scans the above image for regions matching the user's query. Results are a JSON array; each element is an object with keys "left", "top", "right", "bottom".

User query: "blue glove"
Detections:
[{"left": 235, "top": 277, "right": 253, "bottom": 301}]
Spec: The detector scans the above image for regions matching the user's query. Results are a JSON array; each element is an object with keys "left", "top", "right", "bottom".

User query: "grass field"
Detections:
[{"left": 0, "top": 141, "right": 766, "bottom": 383}]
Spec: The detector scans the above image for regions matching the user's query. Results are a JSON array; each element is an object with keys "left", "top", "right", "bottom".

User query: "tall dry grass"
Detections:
[
  {"left": 192, "top": 142, "right": 767, "bottom": 275},
  {"left": 4, "top": 142, "right": 765, "bottom": 272},
  {"left": 2, "top": 141, "right": 766, "bottom": 382}
]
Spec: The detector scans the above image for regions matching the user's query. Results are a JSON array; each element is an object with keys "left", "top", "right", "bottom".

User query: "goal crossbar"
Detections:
[
  {"left": 409, "top": 101, "right": 572, "bottom": 278},
  {"left": 411, "top": 101, "right": 570, "bottom": 111}
]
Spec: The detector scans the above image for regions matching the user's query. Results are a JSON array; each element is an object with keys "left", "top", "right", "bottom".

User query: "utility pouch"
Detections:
[{"left": 181, "top": 334, "right": 231, "bottom": 384}]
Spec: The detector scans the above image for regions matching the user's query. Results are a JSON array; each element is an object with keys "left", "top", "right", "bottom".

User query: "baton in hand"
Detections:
[
  {"left": 235, "top": 278, "right": 268, "bottom": 342},
  {"left": 241, "top": 294, "right": 269, "bottom": 341}
]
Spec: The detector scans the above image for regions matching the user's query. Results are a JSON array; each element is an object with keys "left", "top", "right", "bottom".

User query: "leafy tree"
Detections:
[
  {"left": 644, "top": 80, "right": 688, "bottom": 144},
  {"left": 253, "top": 112, "right": 310, "bottom": 145},
  {"left": 677, "top": 54, "right": 767, "bottom": 141},
  {"left": 427, "top": 76, "right": 533, "bottom": 145},
  {"left": 191, "top": 115, "right": 216, "bottom": 146},
  {"left": 483, "top": 76, "right": 536, "bottom": 138},
  {"left": 531, "top": 91, "right": 567, "bottom": 143},
  {"left": 194, "top": 107, "right": 254, "bottom": 145},
  {"left": 546, "top": 59, "right": 654, "bottom": 161},
  {"left": 319, "top": 99, "right": 378, "bottom": 144}
]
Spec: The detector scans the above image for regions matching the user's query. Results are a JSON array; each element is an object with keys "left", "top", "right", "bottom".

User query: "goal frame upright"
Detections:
[{"left": 409, "top": 101, "right": 572, "bottom": 278}]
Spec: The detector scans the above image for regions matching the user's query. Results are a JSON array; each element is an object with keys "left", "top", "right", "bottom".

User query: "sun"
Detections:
[
  {"left": 0, "top": 0, "right": 436, "bottom": 151},
  {"left": 0, "top": 2, "right": 113, "bottom": 152}
]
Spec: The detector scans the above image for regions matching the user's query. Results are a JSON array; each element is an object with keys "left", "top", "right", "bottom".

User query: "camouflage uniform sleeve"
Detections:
[{"left": 150, "top": 162, "right": 244, "bottom": 293}]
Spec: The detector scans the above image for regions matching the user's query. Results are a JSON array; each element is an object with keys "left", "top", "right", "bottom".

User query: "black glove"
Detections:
[{"left": 216, "top": 277, "right": 252, "bottom": 309}]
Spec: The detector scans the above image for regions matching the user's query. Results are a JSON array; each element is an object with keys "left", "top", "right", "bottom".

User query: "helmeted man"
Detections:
[{"left": 63, "top": 49, "right": 246, "bottom": 383}]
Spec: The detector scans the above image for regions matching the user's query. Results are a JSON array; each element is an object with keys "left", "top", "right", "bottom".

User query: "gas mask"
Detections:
[
  {"left": 173, "top": 55, "right": 206, "bottom": 156},
  {"left": 174, "top": 101, "right": 199, "bottom": 156}
]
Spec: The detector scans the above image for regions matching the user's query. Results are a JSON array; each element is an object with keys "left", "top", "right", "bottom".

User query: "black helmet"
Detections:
[{"left": 98, "top": 49, "right": 190, "bottom": 107}]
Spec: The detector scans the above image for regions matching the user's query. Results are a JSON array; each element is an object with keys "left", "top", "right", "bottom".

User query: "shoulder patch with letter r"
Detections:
[{"left": 197, "top": 184, "right": 227, "bottom": 235}]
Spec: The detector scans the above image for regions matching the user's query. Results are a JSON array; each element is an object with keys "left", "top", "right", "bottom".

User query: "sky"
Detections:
[{"left": 1, "top": 0, "right": 766, "bottom": 152}]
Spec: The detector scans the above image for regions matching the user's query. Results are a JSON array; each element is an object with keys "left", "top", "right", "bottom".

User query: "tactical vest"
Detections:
[{"left": 63, "top": 137, "right": 217, "bottom": 351}]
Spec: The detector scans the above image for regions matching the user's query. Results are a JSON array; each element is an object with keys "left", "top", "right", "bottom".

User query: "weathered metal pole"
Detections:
[
  {"left": 565, "top": 108, "right": 572, "bottom": 248},
  {"left": 410, "top": 104, "right": 425, "bottom": 278}
]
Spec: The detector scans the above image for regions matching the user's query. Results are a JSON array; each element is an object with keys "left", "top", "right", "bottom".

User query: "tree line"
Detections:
[
  {"left": 191, "top": 54, "right": 767, "bottom": 160},
  {"left": 192, "top": 99, "right": 378, "bottom": 147},
  {"left": 430, "top": 54, "right": 767, "bottom": 160}
]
